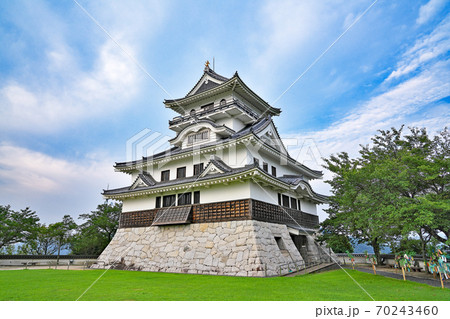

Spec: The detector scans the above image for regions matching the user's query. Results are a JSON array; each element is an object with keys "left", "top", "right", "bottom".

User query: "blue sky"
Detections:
[{"left": 0, "top": 0, "right": 449, "bottom": 224}]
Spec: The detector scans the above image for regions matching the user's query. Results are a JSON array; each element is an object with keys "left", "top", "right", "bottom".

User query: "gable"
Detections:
[
  {"left": 199, "top": 156, "right": 232, "bottom": 177},
  {"left": 187, "top": 70, "right": 228, "bottom": 97},
  {"left": 129, "top": 172, "right": 156, "bottom": 190},
  {"left": 255, "top": 121, "right": 288, "bottom": 155}
]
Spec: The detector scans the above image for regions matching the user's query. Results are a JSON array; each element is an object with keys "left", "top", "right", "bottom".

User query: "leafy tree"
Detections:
[
  {"left": 322, "top": 127, "right": 449, "bottom": 263},
  {"left": 49, "top": 215, "right": 77, "bottom": 261},
  {"left": 0, "top": 205, "right": 39, "bottom": 250},
  {"left": 0, "top": 244, "right": 17, "bottom": 255},
  {"left": 17, "top": 224, "right": 57, "bottom": 255},
  {"left": 70, "top": 202, "right": 121, "bottom": 255}
]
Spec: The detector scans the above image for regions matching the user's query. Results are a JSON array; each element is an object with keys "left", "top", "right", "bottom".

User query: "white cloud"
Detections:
[
  {"left": 0, "top": 42, "right": 140, "bottom": 133},
  {"left": 250, "top": 1, "right": 361, "bottom": 73},
  {"left": 416, "top": 0, "right": 447, "bottom": 25},
  {"left": 0, "top": 1, "right": 168, "bottom": 134},
  {"left": 387, "top": 15, "right": 450, "bottom": 81},
  {"left": 289, "top": 60, "right": 450, "bottom": 159},
  {"left": 0, "top": 142, "right": 129, "bottom": 223}
]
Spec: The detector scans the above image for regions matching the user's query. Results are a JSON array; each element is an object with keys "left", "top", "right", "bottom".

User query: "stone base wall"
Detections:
[
  {"left": 93, "top": 220, "right": 304, "bottom": 277},
  {"left": 304, "top": 235, "right": 338, "bottom": 264}
]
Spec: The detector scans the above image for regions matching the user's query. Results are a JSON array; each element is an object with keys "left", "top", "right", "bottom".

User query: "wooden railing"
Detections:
[
  {"left": 252, "top": 200, "right": 319, "bottom": 230},
  {"left": 168, "top": 99, "right": 258, "bottom": 126},
  {"left": 119, "top": 199, "right": 319, "bottom": 229}
]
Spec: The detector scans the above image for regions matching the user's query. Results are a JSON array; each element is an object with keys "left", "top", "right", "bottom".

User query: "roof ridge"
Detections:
[{"left": 184, "top": 68, "right": 230, "bottom": 97}]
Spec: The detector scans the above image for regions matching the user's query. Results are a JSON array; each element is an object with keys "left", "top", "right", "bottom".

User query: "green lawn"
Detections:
[{"left": 0, "top": 269, "right": 448, "bottom": 301}]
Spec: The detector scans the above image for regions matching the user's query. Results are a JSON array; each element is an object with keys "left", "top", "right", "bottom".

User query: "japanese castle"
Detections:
[{"left": 96, "top": 62, "right": 331, "bottom": 276}]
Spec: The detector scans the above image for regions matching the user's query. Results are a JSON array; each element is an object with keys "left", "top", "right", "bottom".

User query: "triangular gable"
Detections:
[
  {"left": 255, "top": 120, "right": 288, "bottom": 155},
  {"left": 199, "top": 156, "right": 232, "bottom": 177},
  {"left": 129, "top": 172, "right": 156, "bottom": 190},
  {"left": 186, "top": 67, "right": 229, "bottom": 97}
]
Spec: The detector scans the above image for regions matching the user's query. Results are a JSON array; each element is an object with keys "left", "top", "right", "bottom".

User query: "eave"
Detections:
[
  {"left": 164, "top": 74, "right": 281, "bottom": 116},
  {"left": 105, "top": 165, "right": 327, "bottom": 204}
]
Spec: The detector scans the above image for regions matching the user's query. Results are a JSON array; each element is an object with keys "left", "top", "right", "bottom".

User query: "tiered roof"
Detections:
[{"left": 164, "top": 67, "right": 281, "bottom": 117}]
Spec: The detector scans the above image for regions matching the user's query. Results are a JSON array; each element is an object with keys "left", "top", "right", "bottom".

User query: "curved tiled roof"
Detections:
[
  {"left": 114, "top": 116, "right": 323, "bottom": 178},
  {"left": 185, "top": 67, "right": 229, "bottom": 97},
  {"left": 104, "top": 163, "right": 258, "bottom": 196}
]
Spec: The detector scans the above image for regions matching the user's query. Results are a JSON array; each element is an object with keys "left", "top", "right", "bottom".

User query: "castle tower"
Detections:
[{"left": 95, "top": 63, "right": 329, "bottom": 276}]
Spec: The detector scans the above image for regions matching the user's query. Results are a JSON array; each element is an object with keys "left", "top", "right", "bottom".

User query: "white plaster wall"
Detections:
[
  {"left": 215, "top": 117, "right": 246, "bottom": 132},
  {"left": 249, "top": 181, "right": 278, "bottom": 205},
  {"left": 142, "top": 144, "right": 249, "bottom": 183},
  {"left": 122, "top": 197, "right": 155, "bottom": 212},
  {"left": 249, "top": 149, "right": 303, "bottom": 178},
  {"left": 199, "top": 181, "right": 251, "bottom": 204},
  {"left": 300, "top": 199, "right": 317, "bottom": 215}
]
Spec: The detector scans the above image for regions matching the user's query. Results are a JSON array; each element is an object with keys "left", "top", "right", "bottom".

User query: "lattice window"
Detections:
[
  {"left": 192, "top": 199, "right": 251, "bottom": 223},
  {"left": 188, "top": 130, "right": 209, "bottom": 144}
]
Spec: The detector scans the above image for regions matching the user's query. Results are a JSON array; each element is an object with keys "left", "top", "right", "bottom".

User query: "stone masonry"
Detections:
[{"left": 93, "top": 220, "right": 304, "bottom": 277}]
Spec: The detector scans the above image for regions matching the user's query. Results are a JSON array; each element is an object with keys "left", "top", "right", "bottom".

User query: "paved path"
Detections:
[{"left": 346, "top": 266, "right": 449, "bottom": 289}]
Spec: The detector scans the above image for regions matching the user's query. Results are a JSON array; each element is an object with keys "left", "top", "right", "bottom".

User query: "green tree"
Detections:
[
  {"left": 17, "top": 224, "right": 57, "bottom": 255},
  {"left": 0, "top": 205, "right": 39, "bottom": 250},
  {"left": 49, "top": 215, "right": 77, "bottom": 262},
  {"left": 70, "top": 202, "right": 121, "bottom": 255},
  {"left": 322, "top": 127, "right": 449, "bottom": 263}
]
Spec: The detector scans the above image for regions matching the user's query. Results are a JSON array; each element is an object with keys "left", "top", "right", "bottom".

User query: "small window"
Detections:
[
  {"left": 193, "top": 191, "right": 200, "bottom": 204},
  {"left": 155, "top": 196, "right": 161, "bottom": 208},
  {"left": 190, "top": 109, "right": 196, "bottom": 116},
  {"left": 161, "top": 170, "right": 170, "bottom": 181},
  {"left": 263, "top": 162, "right": 268, "bottom": 172},
  {"left": 271, "top": 166, "right": 277, "bottom": 177},
  {"left": 193, "top": 163, "right": 204, "bottom": 176},
  {"left": 290, "top": 197, "right": 298, "bottom": 210},
  {"left": 201, "top": 102, "right": 214, "bottom": 111},
  {"left": 220, "top": 99, "right": 226, "bottom": 106},
  {"left": 162, "top": 194, "right": 176, "bottom": 207},
  {"left": 177, "top": 167, "right": 186, "bottom": 179},
  {"left": 278, "top": 193, "right": 281, "bottom": 206},
  {"left": 253, "top": 158, "right": 260, "bottom": 167},
  {"left": 178, "top": 192, "right": 192, "bottom": 206},
  {"left": 187, "top": 130, "right": 209, "bottom": 144},
  {"left": 298, "top": 199, "right": 301, "bottom": 211},
  {"left": 282, "top": 195, "right": 290, "bottom": 208},
  {"left": 274, "top": 237, "right": 286, "bottom": 250}
]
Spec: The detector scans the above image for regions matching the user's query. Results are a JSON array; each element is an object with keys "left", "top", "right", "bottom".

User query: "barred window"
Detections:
[
  {"left": 177, "top": 167, "right": 186, "bottom": 179},
  {"left": 178, "top": 193, "right": 192, "bottom": 206},
  {"left": 161, "top": 170, "right": 170, "bottom": 181},
  {"left": 282, "top": 195, "right": 290, "bottom": 208},
  {"left": 263, "top": 162, "right": 268, "bottom": 172},
  {"left": 193, "top": 163, "right": 204, "bottom": 176},
  {"left": 162, "top": 195, "right": 176, "bottom": 207},
  {"left": 193, "top": 191, "right": 200, "bottom": 204},
  {"left": 188, "top": 130, "right": 209, "bottom": 144},
  {"left": 271, "top": 166, "right": 277, "bottom": 177},
  {"left": 290, "top": 197, "right": 298, "bottom": 210}
]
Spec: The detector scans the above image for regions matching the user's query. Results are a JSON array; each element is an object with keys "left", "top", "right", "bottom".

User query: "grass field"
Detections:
[{"left": 0, "top": 269, "right": 448, "bottom": 301}]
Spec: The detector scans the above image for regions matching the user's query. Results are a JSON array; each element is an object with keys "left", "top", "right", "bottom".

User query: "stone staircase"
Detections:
[{"left": 282, "top": 262, "right": 339, "bottom": 277}]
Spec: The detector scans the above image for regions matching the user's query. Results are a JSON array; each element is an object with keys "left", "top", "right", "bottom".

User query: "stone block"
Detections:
[
  {"left": 205, "top": 241, "right": 214, "bottom": 249},
  {"left": 226, "top": 258, "right": 236, "bottom": 266}
]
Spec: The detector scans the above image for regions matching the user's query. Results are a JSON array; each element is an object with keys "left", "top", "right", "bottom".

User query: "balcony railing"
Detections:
[
  {"left": 168, "top": 99, "right": 259, "bottom": 126},
  {"left": 119, "top": 198, "right": 319, "bottom": 229}
]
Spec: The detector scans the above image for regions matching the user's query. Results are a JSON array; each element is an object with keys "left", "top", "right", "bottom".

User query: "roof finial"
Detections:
[{"left": 205, "top": 60, "right": 210, "bottom": 71}]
